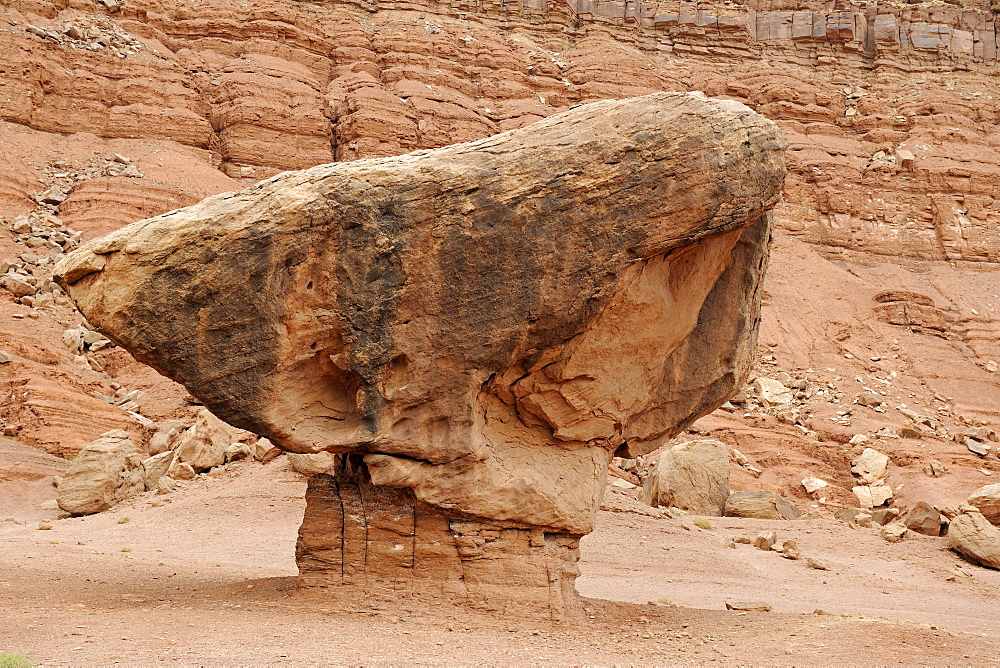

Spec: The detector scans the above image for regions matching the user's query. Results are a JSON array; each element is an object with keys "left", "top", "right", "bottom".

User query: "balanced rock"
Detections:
[
  {"left": 172, "top": 408, "right": 231, "bottom": 472},
  {"left": 640, "top": 440, "right": 731, "bottom": 516},
  {"left": 967, "top": 483, "right": 1000, "bottom": 524},
  {"left": 724, "top": 490, "right": 801, "bottom": 520},
  {"left": 57, "top": 430, "right": 145, "bottom": 515},
  {"left": 948, "top": 507, "right": 1000, "bottom": 569},
  {"left": 55, "top": 92, "right": 785, "bottom": 615}
]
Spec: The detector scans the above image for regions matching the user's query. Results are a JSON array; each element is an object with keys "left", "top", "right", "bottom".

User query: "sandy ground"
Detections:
[{"left": 2, "top": 459, "right": 999, "bottom": 666}]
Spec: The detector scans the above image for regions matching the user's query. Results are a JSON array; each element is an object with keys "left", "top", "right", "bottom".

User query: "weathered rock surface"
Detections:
[
  {"left": 948, "top": 507, "right": 1000, "bottom": 569},
  {"left": 56, "top": 430, "right": 144, "bottom": 515},
  {"left": 640, "top": 440, "right": 732, "bottom": 516},
  {"left": 967, "top": 483, "right": 1000, "bottom": 524},
  {"left": 724, "top": 490, "right": 802, "bottom": 520},
  {"left": 57, "top": 93, "right": 783, "bottom": 537},
  {"left": 55, "top": 92, "right": 782, "bottom": 614}
]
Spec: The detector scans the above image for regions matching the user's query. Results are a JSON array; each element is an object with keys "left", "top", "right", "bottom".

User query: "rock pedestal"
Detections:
[
  {"left": 55, "top": 92, "right": 785, "bottom": 612},
  {"left": 296, "top": 455, "right": 583, "bottom": 619}
]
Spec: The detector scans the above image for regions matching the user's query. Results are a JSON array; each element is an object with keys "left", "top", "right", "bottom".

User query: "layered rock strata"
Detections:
[
  {"left": 297, "top": 455, "right": 583, "bottom": 617},
  {"left": 55, "top": 92, "right": 784, "bottom": 613}
]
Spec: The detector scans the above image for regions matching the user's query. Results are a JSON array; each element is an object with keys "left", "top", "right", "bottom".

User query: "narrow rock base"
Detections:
[{"left": 295, "top": 456, "right": 584, "bottom": 620}]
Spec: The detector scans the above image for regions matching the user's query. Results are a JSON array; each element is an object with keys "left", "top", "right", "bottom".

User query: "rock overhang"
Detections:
[{"left": 55, "top": 91, "right": 785, "bottom": 535}]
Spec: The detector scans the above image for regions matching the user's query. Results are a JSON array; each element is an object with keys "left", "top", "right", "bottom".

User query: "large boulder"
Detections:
[
  {"left": 55, "top": 92, "right": 785, "bottom": 614},
  {"left": 640, "top": 439, "right": 731, "bottom": 515},
  {"left": 968, "top": 483, "right": 1000, "bottom": 524},
  {"left": 948, "top": 506, "right": 1000, "bottom": 569},
  {"left": 172, "top": 408, "right": 231, "bottom": 472},
  {"left": 724, "top": 490, "right": 801, "bottom": 520},
  {"left": 57, "top": 430, "right": 145, "bottom": 515}
]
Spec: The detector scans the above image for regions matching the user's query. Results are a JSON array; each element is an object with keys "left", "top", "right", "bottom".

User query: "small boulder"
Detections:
[
  {"left": 172, "top": 409, "right": 231, "bottom": 472},
  {"left": 964, "top": 427, "right": 988, "bottom": 441},
  {"left": 905, "top": 501, "right": 943, "bottom": 536},
  {"left": 287, "top": 452, "right": 338, "bottom": 476},
  {"left": 724, "top": 490, "right": 801, "bottom": 520},
  {"left": 254, "top": 437, "right": 281, "bottom": 463},
  {"left": 224, "top": 441, "right": 253, "bottom": 463},
  {"left": 855, "top": 391, "right": 883, "bottom": 408},
  {"left": 779, "top": 539, "right": 801, "bottom": 559},
  {"left": 851, "top": 448, "right": 889, "bottom": 485},
  {"left": 853, "top": 484, "right": 893, "bottom": 508},
  {"left": 801, "top": 477, "right": 828, "bottom": 495},
  {"left": 156, "top": 475, "right": 179, "bottom": 494},
  {"left": 967, "top": 483, "right": 1000, "bottom": 524},
  {"left": 806, "top": 557, "right": 830, "bottom": 570},
  {"left": 948, "top": 507, "right": 1000, "bottom": 569},
  {"left": 141, "top": 451, "right": 174, "bottom": 489},
  {"left": 57, "top": 430, "right": 145, "bottom": 515},
  {"left": 167, "top": 459, "right": 197, "bottom": 481},
  {"left": 966, "top": 438, "right": 989, "bottom": 456},
  {"left": 869, "top": 508, "right": 900, "bottom": 526},
  {"left": 753, "top": 531, "right": 777, "bottom": 551},
  {"left": 881, "top": 522, "right": 907, "bottom": 543},
  {"left": 640, "top": 440, "right": 730, "bottom": 516},
  {"left": 147, "top": 419, "right": 186, "bottom": 455},
  {"left": 725, "top": 601, "right": 771, "bottom": 612},
  {"left": 754, "top": 377, "right": 793, "bottom": 406}
]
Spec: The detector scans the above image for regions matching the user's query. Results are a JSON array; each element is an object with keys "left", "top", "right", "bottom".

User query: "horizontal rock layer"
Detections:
[{"left": 296, "top": 456, "right": 583, "bottom": 618}]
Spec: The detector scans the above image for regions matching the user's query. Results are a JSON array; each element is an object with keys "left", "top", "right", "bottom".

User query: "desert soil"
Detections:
[{"left": 2, "top": 457, "right": 999, "bottom": 666}]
